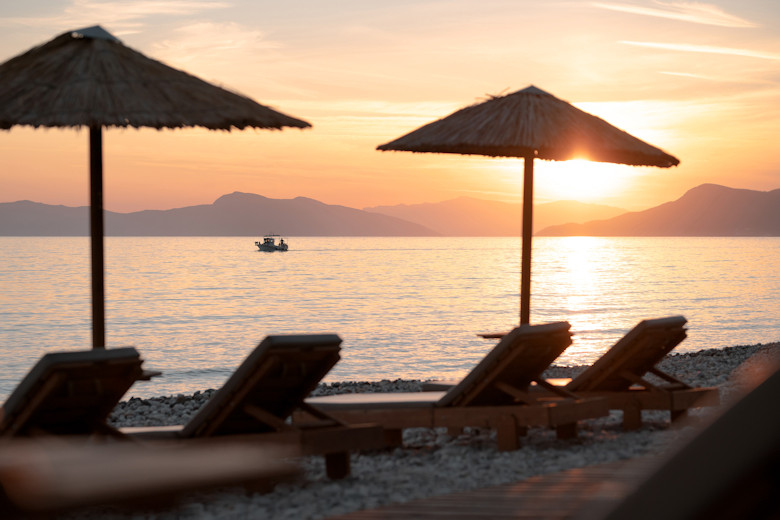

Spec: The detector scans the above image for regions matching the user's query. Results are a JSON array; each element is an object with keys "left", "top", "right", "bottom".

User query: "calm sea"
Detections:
[{"left": 1, "top": 236, "right": 778, "bottom": 401}]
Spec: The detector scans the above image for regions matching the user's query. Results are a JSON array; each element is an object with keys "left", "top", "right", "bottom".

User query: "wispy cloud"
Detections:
[
  {"left": 68, "top": 0, "right": 229, "bottom": 19},
  {"left": 660, "top": 71, "right": 710, "bottom": 79},
  {"left": 145, "top": 21, "right": 290, "bottom": 97},
  {"left": 592, "top": 1, "right": 758, "bottom": 28},
  {"left": 621, "top": 41, "right": 780, "bottom": 61},
  {"left": 151, "top": 22, "right": 280, "bottom": 65},
  {"left": 0, "top": 0, "right": 229, "bottom": 33},
  {"left": 659, "top": 71, "right": 774, "bottom": 84}
]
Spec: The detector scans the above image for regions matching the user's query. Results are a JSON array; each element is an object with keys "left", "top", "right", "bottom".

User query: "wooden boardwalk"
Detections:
[{"left": 327, "top": 459, "right": 652, "bottom": 520}]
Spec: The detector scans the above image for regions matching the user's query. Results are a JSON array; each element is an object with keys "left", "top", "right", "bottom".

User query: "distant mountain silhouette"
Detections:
[
  {"left": 364, "top": 197, "right": 626, "bottom": 235},
  {"left": 539, "top": 184, "right": 780, "bottom": 236},
  {"left": 0, "top": 192, "right": 436, "bottom": 236},
  {"left": 0, "top": 200, "right": 90, "bottom": 236},
  {"left": 3, "top": 185, "right": 778, "bottom": 237}
]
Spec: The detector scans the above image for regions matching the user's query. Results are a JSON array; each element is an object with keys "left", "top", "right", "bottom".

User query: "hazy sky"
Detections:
[{"left": 1, "top": 0, "right": 779, "bottom": 212}]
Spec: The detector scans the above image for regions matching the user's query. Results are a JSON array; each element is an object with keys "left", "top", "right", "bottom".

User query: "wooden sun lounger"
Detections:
[
  {"left": 0, "top": 347, "right": 147, "bottom": 437},
  {"left": 425, "top": 317, "right": 721, "bottom": 430},
  {"left": 123, "top": 334, "right": 385, "bottom": 479},
  {"left": 0, "top": 438, "right": 300, "bottom": 518},
  {"left": 561, "top": 316, "right": 720, "bottom": 429},
  {"left": 300, "top": 323, "right": 609, "bottom": 451}
]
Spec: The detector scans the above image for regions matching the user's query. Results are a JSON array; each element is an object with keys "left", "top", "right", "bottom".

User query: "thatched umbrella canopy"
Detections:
[
  {"left": 378, "top": 85, "right": 678, "bottom": 324},
  {"left": 0, "top": 26, "right": 311, "bottom": 349}
]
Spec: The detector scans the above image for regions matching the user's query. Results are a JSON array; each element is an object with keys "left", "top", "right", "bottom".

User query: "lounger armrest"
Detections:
[
  {"left": 137, "top": 369, "right": 162, "bottom": 381},
  {"left": 478, "top": 332, "right": 508, "bottom": 339}
]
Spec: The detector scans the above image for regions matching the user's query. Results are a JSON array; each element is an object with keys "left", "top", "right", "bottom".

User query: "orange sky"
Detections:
[{"left": 1, "top": 1, "right": 779, "bottom": 212}]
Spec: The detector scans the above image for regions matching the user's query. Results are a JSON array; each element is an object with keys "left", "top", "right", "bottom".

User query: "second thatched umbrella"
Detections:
[
  {"left": 0, "top": 26, "right": 311, "bottom": 348},
  {"left": 377, "top": 85, "right": 679, "bottom": 325}
]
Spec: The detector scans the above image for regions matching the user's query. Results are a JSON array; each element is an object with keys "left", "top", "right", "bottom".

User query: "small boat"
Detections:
[{"left": 255, "top": 234, "right": 288, "bottom": 252}]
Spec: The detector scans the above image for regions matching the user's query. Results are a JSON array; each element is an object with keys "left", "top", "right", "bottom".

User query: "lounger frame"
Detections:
[{"left": 563, "top": 316, "right": 720, "bottom": 429}]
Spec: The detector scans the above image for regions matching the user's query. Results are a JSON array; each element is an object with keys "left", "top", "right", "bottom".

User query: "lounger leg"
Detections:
[
  {"left": 670, "top": 409, "right": 688, "bottom": 424},
  {"left": 384, "top": 429, "right": 403, "bottom": 447},
  {"left": 555, "top": 423, "right": 577, "bottom": 440},
  {"left": 496, "top": 415, "right": 521, "bottom": 452},
  {"left": 325, "top": 452, "right": 350, "bottom": 480},
  {"left": 622, "top": 405, "right": 642, "bottom": 430}
]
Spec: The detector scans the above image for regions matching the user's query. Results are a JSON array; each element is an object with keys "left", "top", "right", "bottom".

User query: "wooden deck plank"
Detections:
[{"left": 326, "top": 459, "right": 652, "bottom": 520}]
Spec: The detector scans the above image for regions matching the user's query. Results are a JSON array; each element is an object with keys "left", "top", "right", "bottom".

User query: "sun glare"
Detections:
[
  {"left": 535, "top": 160, "right": 637, "bottom": 203},
  {"left": 491, "top": 158, "right": 638, "bottom": 204}
]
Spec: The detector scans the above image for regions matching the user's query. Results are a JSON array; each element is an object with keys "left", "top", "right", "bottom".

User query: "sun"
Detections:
[
  {"left": 534, "top": 159, "right": 637, "bottom": 203},
  {"left": 486, "top": 157, "right": 644, "bottom": 205}
]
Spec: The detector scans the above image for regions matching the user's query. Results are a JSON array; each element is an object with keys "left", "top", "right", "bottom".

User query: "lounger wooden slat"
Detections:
[
  {"left": 124, "top": 334, "right": 385, "bottom": 480},
  {"left": 301, "top": 323, "right": 609, "bottom": 450}
]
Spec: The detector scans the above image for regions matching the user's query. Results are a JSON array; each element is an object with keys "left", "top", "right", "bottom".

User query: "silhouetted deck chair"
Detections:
[
  {"left": 301, "top": 322, "right": 609, "bottom": 451},
  {"left": 0, "top": 348, "right": 147, "bottom": 437},
  {"left": 124, "top": 334, "right": 385, "bottom": 479},
  {"left": 0, "top": 438, "right": 300, "bottom": 518},
  {"left": 559, "top": 316, "right": 720, "bottom": 429}
]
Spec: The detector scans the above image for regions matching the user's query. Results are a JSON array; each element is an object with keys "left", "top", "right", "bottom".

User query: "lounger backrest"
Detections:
[
  {"left": 181, "top": 334, "right": 342, "bottom": 437},
  {"left": 437, "top": 322, "right": 572, "bottom": 407},
  {"left": 0, "top": 348, "right": 143, "bottom": 436},
  {"left": 566, "top": 316, "right": 687, "bottom": 392}
]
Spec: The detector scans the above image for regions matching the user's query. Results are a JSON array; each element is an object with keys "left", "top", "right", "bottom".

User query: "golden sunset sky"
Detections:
[{"left": 1, "top": 0, "right": 778, "bottom": 213}]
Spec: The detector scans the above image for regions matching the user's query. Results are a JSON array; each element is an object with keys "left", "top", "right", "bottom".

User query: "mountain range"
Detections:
[
  {"left": 0, "top": 184, "right": 778, "bottom": 236},
  {"left": 364, "top": 197, "right": 625, "bottom": 235},
  {"left": 0, "top": 192, "right": 432, "bottom": 236},
  {"left": 539, "top": 184, "right": 780, "bottom": 236},
  {"left": 0, "top": 191, "right": 624, "bottom": 236}
]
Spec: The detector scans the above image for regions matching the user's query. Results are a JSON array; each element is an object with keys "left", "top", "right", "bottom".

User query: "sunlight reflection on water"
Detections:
[{"left": 0, "top": 236, "right": 778, "bottom": 400}]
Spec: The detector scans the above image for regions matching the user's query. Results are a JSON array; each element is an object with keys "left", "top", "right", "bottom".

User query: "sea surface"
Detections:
[{"left": 1, "top": 236, "right": 778, "bottom": 401}]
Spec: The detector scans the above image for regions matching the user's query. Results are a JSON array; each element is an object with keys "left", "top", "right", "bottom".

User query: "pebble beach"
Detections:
[{"left": 72, "top": 342, "right": 780, "bottom": 519}]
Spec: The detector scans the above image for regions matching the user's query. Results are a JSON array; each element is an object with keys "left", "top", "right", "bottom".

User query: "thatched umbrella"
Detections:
[
  {"left": 377, "top": 85, "right": 678, "bottom": 325},
  {"left": 0, "top": 26, "right": 311, "bottom": 348}
]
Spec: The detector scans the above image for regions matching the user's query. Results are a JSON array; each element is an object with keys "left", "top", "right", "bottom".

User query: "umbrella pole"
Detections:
[
  {"left": 89, "top": 125, "right": 106, "bottom": 349},
  {"left": 520, "top": 155, "right": 534, "bottom": 325}
]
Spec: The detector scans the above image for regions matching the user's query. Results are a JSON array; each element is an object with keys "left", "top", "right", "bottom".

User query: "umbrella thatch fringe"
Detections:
[
  {"left": 377, "top": 86, "right": 678, "bottom": 168},
  {"left": 0, "top": 31, "right": 310, "bottom": 130}
]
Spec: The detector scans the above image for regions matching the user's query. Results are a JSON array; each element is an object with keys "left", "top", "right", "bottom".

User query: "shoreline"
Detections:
[{"left": 94, "top": 342, "right": 779, "bottom": 520}]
